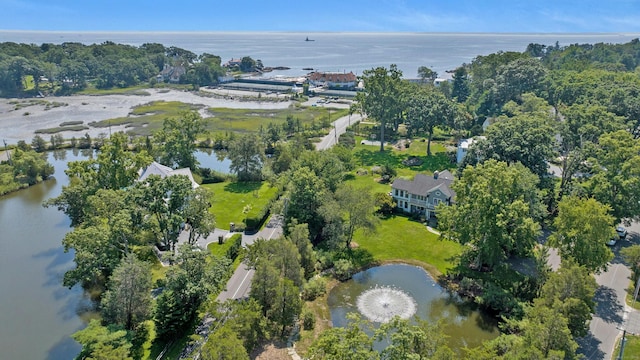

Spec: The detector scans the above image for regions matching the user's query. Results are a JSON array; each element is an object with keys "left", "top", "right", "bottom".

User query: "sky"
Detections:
[{"left": 1, "top": 0, "right": 640, "bottom": 33}]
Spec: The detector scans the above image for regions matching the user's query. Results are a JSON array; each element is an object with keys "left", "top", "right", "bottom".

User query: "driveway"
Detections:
[{"left": 315, "top": 112, "right": 363, "bottom": 150}]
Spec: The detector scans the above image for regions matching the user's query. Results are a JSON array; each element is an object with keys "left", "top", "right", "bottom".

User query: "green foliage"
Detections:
[
  {"left": 154, "top": 110, "right": 205, "bottom": 170},
  {"left": 201, "top": 325, "right": 250, "bottom": 360},
  {"left": 302, "top": 276, "right": 327, "bottom": 301},
  {"left": 302, "top": 309, "right": 316, "bottom": 330},
  {"left": 10, "top": 148, "right": 54, "bottom": 185},
  {"left": 333, "top": 259, "right": 354, "bottom": 281},
  {"left": 374, "top": 192, "right": 396, "bottom": 215},
  {"left": 335, "top": 183, "right": 379, "bottom": 249},
  {"left": 438, "top": 160, "right": 543, "bottom": 270},
  {"left": 622, "top": 245, "right": 640, "bottom": 282},
  {"left": 72, "top": 319, "right": 133, "bottom": 360},
  {"left": 101, "top": 254, "right": 153, "bottom": 331},
  {"left": 355, "top": 65, "right": 404, "bottom": 152},
  {"left": 549, "top": 196, "right": 615, "bottom": 273},
  {"left": 225, "top": 233, "right": 243, "bottom": 261},
  {"left": 228, "top": 133, "right": 265, "bottom": 181}
]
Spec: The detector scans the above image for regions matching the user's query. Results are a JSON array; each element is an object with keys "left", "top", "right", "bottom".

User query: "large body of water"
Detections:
[
  {"left": 1, "top": 31, "right": 639, "bottom": 78},
  {"left": 1, "top": 31, "right": 639, "bottom": 359}
]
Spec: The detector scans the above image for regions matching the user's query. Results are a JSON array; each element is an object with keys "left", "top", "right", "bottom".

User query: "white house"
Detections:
[
  {"left": 456, "top": 136, "right": 485, "bottom": 164},
  {"left": 307, "top": 71, "right": 357, "bottom": 88},
  {"left": 391, "top": 170, "right": 455, "bottom": 219},
  {"left": 138, "top": 161, "right": 199, "bottom": 188}
]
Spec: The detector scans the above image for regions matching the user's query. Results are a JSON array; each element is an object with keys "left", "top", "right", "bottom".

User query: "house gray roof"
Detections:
[
  {"left": 138, "top": 161, "right": 199, "bottom": 188},
  {"left": 392, "top": 171, "right": 455, "bottom": 199}
]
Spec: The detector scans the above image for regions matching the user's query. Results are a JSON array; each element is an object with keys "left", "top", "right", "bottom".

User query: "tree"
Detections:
[
  {"left": 11, "top": 148, "right": 54, "bottom": 185},
  {"left": 538, "top": 259, "right": 597, "bottom": 337},
  {"left": 249, "top": 259, "right": 279, "bottom": 317},
  {"left": 417, "top": 66, "right": 437, "bottom": 84},
  {"left": 61, "top": 224, "right": 122, "bottom": 289},
  {"left": 101, "top": 254, "right": 153, "bottom": 330},
  {"left": 622, "top": 245, "right": 640, "bottom": 282},
  {"left": 228, "top": 133, "right": 265, "bottom": 181},
  {"left": 473, "top": 110, "right": 556, "bottom": 179},
  {"left": 376, "top": 317, "right": 454, "bottom": 360},
  {"left": 335, "top": 183, "right": 379, "bottom": 250},
  {"left": 184, "top": 187, "right": 215, "bottom": 245},
  {"left": 287, "top": 221, "right": 316, "bottom": 279},
  {"left": 405, "top": 86, "right": 456, "bottom": 155},
  {"left": 495, "top": 57, "right": 548, "bottom": 105},
  {"left": 271, "top": 278, "right": 302, "bottom": 336},
  {"left": 72, "top": 320, "right": 133, "bottom": 360},
  {"left": 31, "top": 135, "right": 47, "bottom": 152},
  {"left": 201, "top": 325, "right": 249, "bottom": 360},
  {"left": 155, "top": 110, "right": 205, "bottom": 171},
  {"left": 451, "top": 66, "right": 470, "bottom": 102},
  {"left": 438, "top": 160, "right": 543, "bottom": 270},
  {"left": 285, "top": 167, "right": 328, "bottom": 239},
  {"left": 355, "top": 65, "right": 404, "bottom": 152},
  {"left": 549, "top": 196, "right": 615, "bottom": 273},
  {"left": 309, "top": 313, "right": 379, "bottom": 360},
  {"left": 132, "top": 174, "right": 193, "bottom": 251},
  {"left": 212, "top": 299, "right": 267, "bottom": 354},
  {"left": 239, "top": 56, "right": 256, "bottom": 72},
  {"left": 585, "top": 130, "right": 640, "bottom": 224},
  {"left": 154, "top": 245, "right": 231, "bottom": 339}
]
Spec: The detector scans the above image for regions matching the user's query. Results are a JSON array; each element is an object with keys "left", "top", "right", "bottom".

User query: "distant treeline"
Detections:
[{"left": 0, "top": 41, "right": 225, "bottom": 97}]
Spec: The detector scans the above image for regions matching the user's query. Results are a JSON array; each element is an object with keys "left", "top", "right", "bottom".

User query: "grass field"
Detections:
[
  {"left": 352, "top": 137, "right": 454, "bottom": 178},
  {"left": 91, "top": 101, "right": 347, "bottom": 137},
  {"left": 352, "top": 215, "right": 462, "bottom": 277},
  {"left": 614, "top": 334, "right": 640, "bottom": 359},
  {"left": 207, "top": 106, "right": 348, "bottom": 133},
  {"left": 201, "top": 181, "right": 279, "bottom": 230}
]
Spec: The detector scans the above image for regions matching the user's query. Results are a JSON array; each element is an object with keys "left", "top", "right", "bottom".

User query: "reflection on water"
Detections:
[
  {"left": 328, "top": 264, "right": 499, "bottom": 351},
  {"left": 195, "top": 149, "right": 231, "bottom": 174},
  {"left": 0, "top": 150, "right": 96, "bottom": 359}
]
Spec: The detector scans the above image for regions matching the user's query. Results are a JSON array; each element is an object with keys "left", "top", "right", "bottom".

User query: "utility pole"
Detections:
[{"left": 618, "top": 329, "right": 627, "bottom": 360}]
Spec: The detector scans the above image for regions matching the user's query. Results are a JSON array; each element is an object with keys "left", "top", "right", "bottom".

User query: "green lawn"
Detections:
[
  {"left": 614, "top": 334, "right": 640, "bottom": 359},
  {"left": 202, "top": 181, "right": 278, "bottom": 230},
  {"left": 352, "top": 215, "right": 463, "bottom": 277},
  {"left": 352, "top": 136, "right": 454, "bottom": 178}
]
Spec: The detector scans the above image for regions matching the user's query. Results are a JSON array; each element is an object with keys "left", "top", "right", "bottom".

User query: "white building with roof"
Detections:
[
  {"left": 138, "top": 161, "right": 199, "bottom": 188},
  {"left": 391, "top": 170, "right": 455, "bottom": 219}
]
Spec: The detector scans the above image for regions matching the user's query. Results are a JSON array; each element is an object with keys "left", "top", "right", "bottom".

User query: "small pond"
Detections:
[
  {"left": 328, "top": 264, "right": 499, "bottom": 351},
  {"left": 194, "top": 149, "right": 231, "bottom": 174}
]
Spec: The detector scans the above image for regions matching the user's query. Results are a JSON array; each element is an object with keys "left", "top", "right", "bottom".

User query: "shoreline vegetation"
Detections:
[{"left": 3, "top": 37, "right": 640, "bottom": 359}]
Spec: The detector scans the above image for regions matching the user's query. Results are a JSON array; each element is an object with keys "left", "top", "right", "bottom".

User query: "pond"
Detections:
[
  {"left": 194, "top": 149, "right": 231, "bottom": 174},
  {"left": 328, "top": 264, "right": 499, "bottom": 351}
]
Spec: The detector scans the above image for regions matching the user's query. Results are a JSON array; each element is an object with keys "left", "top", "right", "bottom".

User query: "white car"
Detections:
[
  {"left": 616, "top": 226, "right": 628, "bottom": 239},
  {"left": 607, "top": 237, "right": 618, "bottom": 246}
]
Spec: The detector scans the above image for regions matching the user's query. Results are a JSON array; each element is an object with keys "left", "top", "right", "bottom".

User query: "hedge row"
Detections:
[{"left": 225, "top": 233, "right": 243, "bottom": 261}]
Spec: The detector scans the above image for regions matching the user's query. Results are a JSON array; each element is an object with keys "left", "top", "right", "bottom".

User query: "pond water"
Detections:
[
  {"left": 194, "top": 149, "right": 232, "bottom": 174},
  {"left": 328, "top": 264, "right": 499, "bottom": 351},
  {"left": 0, "top": 148, "right": 232, "bottom": 359},
  {"left": 0, "top": 149, "right": 98, "bottom": 360}
]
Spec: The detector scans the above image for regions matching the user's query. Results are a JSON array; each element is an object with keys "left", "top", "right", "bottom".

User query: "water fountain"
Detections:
[{"left": 356, "top": 285, "right": 417, "bottom": 323}]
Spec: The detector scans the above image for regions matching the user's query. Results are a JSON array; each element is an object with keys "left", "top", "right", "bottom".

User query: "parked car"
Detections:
[
  {"left": 616, "top": 226, "right": 628, "bottom": 239},
  {"left": 607, "top": 237, "right": 618, "bottom": 246}
]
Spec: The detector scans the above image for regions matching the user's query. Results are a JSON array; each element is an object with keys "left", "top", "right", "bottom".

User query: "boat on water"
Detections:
[{"left": 305, "top": 37, "right": 315, "bottom": 42}]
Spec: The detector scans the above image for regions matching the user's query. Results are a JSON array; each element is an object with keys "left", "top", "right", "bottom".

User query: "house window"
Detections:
[
  {"left": 394, "top": 189, "right": 398, "bottom": 196},
  {"left": 434, "top": 198, "right": 442, "bottom": 205}
]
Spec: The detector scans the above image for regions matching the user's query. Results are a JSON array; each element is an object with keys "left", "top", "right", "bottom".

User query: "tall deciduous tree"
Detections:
[
  {"left": 417, "top": 66, "right": 437, "bottom": 84},
  {"left": 228, "top": 133, "right": 265, "bottom": 181},
  {"left": 549, "top": 196, "right": 615, "bottom": 273},
  {"left": 335, "top": 183, "right": 379, "bottom": 250},
  {"left": 201, "top": 325, "right": 249, "bottom": 360},
  {"left": 184, "top": 187, "right": 215, "bottom": 245},
  {"left": 155, "top": 110, "right": 204, "bottom": 171},
  {"left": 309, "top": 314, "right": 379, "bottom": 360},
  {"left": 405, "top": 86, "right": 456, "bottom": 155},
  {"left": 438, "top": 160, "right": 544, "bottom": 270},
  {"left": 101, "top": 254, "right": 153, "bottom": 330},
  {"left": 585, "top": 130, "right": 640, "bottom": 224},
  {"left": 11, "top": 148, "right": 54, "bottom": 185},
  {"left": 72, "top": 319, "right": 133, "bottom": 360},
  {"left": 355, "top": 65, "right": 404, "bottom": 152}
]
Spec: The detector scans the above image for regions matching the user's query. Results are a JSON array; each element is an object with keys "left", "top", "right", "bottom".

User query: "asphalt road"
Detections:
[
  {"left": 216, "top": 215, "right": 284, "bottom": 302},
  {"left": 315, "top": 112, "right": 364, "bottom": 150},
  {"left": 577, "top": 225, "right": 638, "bottom": 359}
]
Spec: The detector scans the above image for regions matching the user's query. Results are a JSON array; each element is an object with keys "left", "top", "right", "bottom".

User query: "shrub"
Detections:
[
  {"left": 333, "top": 259, "right": 354, "bottom": 281},
  {"left": 302, "top": 277, "right": 327, "bottom": 301},
  {"left": 232, "top": 222, "right": 246, "bottom": 233},
  {"left": 225, "top": 234, "right": 243, "bottom": 261},
  {"left": 302, "top": 309, "right": 315, "bottom": 330}
]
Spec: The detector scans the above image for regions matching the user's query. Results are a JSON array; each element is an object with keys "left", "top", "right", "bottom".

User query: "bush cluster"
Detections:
[{"left": 225, "top": 234, "right": 243, "bottom": 261}]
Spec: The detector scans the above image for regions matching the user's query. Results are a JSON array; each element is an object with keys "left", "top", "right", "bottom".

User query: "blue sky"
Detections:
[{"left": 2, "top": 0, "right": 640, "bottom": 32}]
